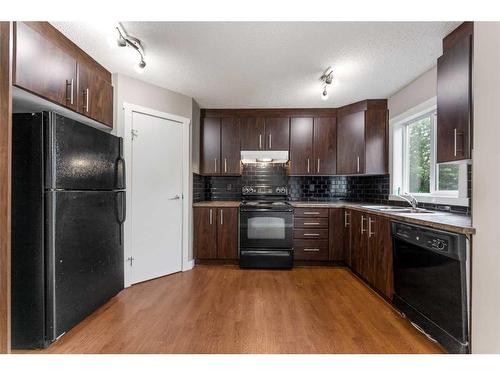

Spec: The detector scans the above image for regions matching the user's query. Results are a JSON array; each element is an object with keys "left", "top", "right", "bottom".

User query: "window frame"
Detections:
[{"left": 390, "top": 98, "right": 469, "bottom": 207}]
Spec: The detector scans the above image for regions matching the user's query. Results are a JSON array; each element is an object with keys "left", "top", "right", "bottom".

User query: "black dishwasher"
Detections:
[{"left": 392, "top": 221, "right": 469, "bottom": 354}]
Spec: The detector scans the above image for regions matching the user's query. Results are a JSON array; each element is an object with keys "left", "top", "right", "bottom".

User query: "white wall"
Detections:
[
  {"left": 191, "top": 99, "right": 201, "bottom": 174},
  {"left": 113, "top": 73, "right": 193, "bottom": 138},
  {"left": 471, "top": 22, "right": 500, "bottom": 354},
  {"left": 388, "top": 66, "right": 437, "bottom": 120}
]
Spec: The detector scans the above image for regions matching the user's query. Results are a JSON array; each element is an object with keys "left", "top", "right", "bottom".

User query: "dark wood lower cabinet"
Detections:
[
  {"left": 349, "top": 210, "right": 393, "bottom": 300},
  {"left": 193, "top": 206, "right": 238, "bottom": 260},
  {"left": 216, "top": 207, "right": 238, "bottom": 259},
  {"left": 328, "top": 208, "right": 345, "bottom": 261}
]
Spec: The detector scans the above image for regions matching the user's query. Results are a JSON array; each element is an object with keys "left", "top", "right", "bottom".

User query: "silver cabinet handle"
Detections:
[
  {"left": 304, "top": 211, "right": 319, "bottom": 215},
  {"left": 304, "top": 233, "right": 320, "bottom": 237},
  {"left": 220, "top": 209, "right": 223, "bottom": 225},
  {"left": 368, "top": 217, "right": 374, "bottom": 238},
  {"left": 307, "top": 158, "right": 310, "bottom": 173},
  {"left": 317, "top": 158, "right": 320, "bottom": 173},
  {"left": 361, "top": 215, "right": 366, "bottom": 234},
  {"left": 224, "top": 158, "right": 227, "bottom": 173},
  {"left": 454, "top": 128, "right": 457, "bottom": 157},
  {"left": 85, "top": 88, "right": 89, "bottom": 113},
  {"left": 303, "top": 248, "right": 320, "bottom": 252},
  {"left": 269, "top": 133, "right": 272, "bottom": 149},
  {"left": 214, "top": 158, "right": 217, "bottom": 173},
  {"left": 66, "top": 79, "right": 74, "bottom": 105},
  {"left": 209, "top": 209, "right": 213, "bottom": 225},
  {"left": 259, "top": 134, "right": 262, "bottom": 149},
  {"left": 169, "top": 195, "right": 180, "bottom": 200},
  {"left": 357, "top": 156, "right": 360, "bottom": 173},
  {"left": 303, "top": 222, "right": 320, "bottom": 225},
  {"left": 344, "top": 211, "right": 350, "bottom": 227}
]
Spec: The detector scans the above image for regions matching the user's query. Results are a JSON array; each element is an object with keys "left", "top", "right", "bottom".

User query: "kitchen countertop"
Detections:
[{"left": 192, "top": 200, "right": 474, "bottom": 235}]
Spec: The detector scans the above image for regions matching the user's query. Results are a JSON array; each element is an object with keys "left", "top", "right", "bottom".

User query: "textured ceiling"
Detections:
[{"left": 52, "top": 22, "right": 460, "bottom": 108}]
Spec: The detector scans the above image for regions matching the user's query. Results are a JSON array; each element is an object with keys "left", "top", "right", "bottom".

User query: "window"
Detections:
[{"left": 392, "top": 105, "right": 468, "bottom": 206}]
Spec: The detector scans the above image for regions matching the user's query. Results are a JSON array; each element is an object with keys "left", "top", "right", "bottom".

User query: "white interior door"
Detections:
[{"left": 130, "top": 111, "right": 183, "bottom": 284}]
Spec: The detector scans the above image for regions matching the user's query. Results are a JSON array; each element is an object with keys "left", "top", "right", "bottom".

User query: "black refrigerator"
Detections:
[{"left": 11, "top": 112, "right": 126, "bottom": 349}]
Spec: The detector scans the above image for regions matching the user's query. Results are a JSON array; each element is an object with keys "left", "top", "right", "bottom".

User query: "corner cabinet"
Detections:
[
  {"left": 13, "top": 22, "right": 113, "bottom": 128},
  {"left": 336, "top": 100, "right": 388, "bottom": 175},
  {"left": 289, "top": 117, "right": 336, "bottom": 175},
  {"left": 193, "top": 206, "right": 238, "bottom": 260},
  {"left": 437, "top": 22, "right": 473, "bottom": 163},
  {"left": 201, "top": 117, "right": 241, "bottom": 175}
]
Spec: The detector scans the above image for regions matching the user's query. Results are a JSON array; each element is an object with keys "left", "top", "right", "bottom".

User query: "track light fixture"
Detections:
[
  {"left": 319, "top": 66, "right": 333, "bottom": 101},
  {"left": 116, "top": 23, "right": 147, "bottom": 73}
]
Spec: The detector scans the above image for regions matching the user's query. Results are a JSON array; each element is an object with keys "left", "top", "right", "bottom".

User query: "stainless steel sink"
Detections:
[{"left": 361, "top": 205, "right": 438, "bottom": 214}]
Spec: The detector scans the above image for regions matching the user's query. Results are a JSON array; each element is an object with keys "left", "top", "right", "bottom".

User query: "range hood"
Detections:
[{"left": 240, "top": 150, "right": 289, "bottom": 164}]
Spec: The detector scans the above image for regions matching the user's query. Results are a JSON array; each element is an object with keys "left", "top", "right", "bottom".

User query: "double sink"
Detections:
[{"left": 361, "top": 205, "right": 441, "bottom": 215}]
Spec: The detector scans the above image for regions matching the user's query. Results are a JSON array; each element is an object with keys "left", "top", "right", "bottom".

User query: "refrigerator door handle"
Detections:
[
  {"left": 116, "top": 138, "right": 126, "bottom": 189},
  {"left": 116, "top": 191, "right": 126, "bottom": 225}
]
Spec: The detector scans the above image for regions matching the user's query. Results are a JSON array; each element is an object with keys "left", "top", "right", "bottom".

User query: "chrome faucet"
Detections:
[{"left": 399, "top": 193, "right": 419, "bottom": 211}]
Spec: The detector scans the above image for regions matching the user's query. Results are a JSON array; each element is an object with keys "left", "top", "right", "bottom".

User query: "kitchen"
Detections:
[{"left": 1, "top": 3, "right": 500, "bottom": 372}]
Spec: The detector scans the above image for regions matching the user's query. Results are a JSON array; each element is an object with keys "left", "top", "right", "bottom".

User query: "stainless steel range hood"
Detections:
[{"left": 240, "top": 150, "right": 289, "bottom": 164}]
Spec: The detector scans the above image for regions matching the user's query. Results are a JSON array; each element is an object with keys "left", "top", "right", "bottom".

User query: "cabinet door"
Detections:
[
  {"left": 201, "top": 118, "right": 221, "bottom": 175},
  {"left": 337, "top": 111, "right": 365, "bottom": 174},
  {"left": 290, "top": 117, "right": 313, "bottom": 175},
  {"left": 193, "top": 207, "right": 217, "bottom": 259},
  {"left": 78, "top": 62, "right": 113, "bottom": 127},
  {"left": 365, "top": 110, "right": 387, "bottom": 174},
  {"left": 437, "top": 35, "right": 472, "bottom": 162},
  {"left": 265, "top": 117, "right": 290, "bottom": 150},
  {"left": 217, "top": 208, "right": 238, "bottom": 259},
  {"left": 350, "top": 211, "right": 365, "bottom": 275},
  {"left": 344, "top": 210, "right": 352, "bottom": 267},
  {"left": 221, "top": 118, "right": 240, "bottom": 175},
  {"left": 313, "top": 117, "right": 337, "bottom": 175},
  {"left": 368, "top": 215, "right": 393, "bottom": 299},
  {"left": 329, "top": 208, "right": 345, "bottom": 261},
  {"left": 240, "top": 117, "right": 265, "bottom": 150},
  {"left": 14, "top": 22, "right": 77, "bottom": 111}
]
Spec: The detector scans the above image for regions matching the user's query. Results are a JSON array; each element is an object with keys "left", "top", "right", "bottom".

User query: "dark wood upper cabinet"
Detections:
[
  {"left": 240, "top": 117, "right": 265, "bottom": 150},
  {"left": 437, "top": 23, "right": 472, "bottom": 163},
  {"left": 78, "top": 62, "right": 113, "bottom": 127},
  {"left": 217, "top": 207, "right": 238, "bottom": 259},
  {"left": 313, "top": 117, "right": 337, "bottom": 175},
  {"left": 193, "top": 207, "right": 218, "bottom": 260},
  {"left": 13, "top": 22, "right": 114, "bottom": 127},
  {"left": 265, "top": 117, "right": 290, "bottom": 150},
  {"left": 337, "top": 111, "right": 365, "bottom": 174},
  {"left": 337, "top": 100, "right": 388, "bottom": 175},
  {"left": 201, "top": 117, "right": 240, "bottom": 175},
  {"left": 221, "top": 118, "right": 241, "bottom": 174},
  {"left": 290, "top": 117, "right": 313, "bottom": 175},
  {"left": 14, "top": 22, "right": 78, "bottom": 111},
  {"left": 201, "top": 117, "right": 221, "bottom": 175}
]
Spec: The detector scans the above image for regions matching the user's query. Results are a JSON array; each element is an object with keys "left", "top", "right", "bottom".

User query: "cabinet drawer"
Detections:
[
  {"left": 294, "top": 240, "right": 329, "bottom": 261},
  {"left": 294, "top": 217, "right": 329, "bottom": 228},
  {"left": 294, "top": 229, "right": 329, "bottom": 240},
  {"left": 294, "top": 208, "right": 329, "bottom": 218}
]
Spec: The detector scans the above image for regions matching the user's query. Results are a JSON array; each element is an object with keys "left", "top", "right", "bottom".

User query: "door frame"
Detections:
[{"left": 123, "top": 103, "right": 193, "bottom": 288}]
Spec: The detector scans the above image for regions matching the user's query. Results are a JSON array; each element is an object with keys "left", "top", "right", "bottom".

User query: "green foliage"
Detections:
[{"left": 408, "top": 117, "right": 431, "bottom": 193}]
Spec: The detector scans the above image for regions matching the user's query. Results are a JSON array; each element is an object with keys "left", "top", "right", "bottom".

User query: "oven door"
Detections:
[{"left": 240, "top": 210, "right": 293, "bottom": 249}]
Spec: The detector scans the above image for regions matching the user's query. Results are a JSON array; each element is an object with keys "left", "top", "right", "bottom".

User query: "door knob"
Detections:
[{"left": 169, "top": 195, "right": 181, "bottom": 200}]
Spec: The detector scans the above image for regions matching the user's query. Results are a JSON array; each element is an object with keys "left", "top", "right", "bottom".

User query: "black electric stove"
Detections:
[{"left": 239, "top": 185, "right": 294, "bottom": 269}]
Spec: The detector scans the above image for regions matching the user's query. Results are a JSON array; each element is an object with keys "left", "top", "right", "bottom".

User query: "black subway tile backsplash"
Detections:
[{"left": 193, "top": 163, "right": 470, "bottom": 214}]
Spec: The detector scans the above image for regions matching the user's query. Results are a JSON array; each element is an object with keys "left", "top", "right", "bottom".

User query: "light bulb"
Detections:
[
  {"left": 134, "top": 60, "right": 146, "bottom": 74},
  {"left": 321, "top": 89, "right": 329, "bottom": 101}
]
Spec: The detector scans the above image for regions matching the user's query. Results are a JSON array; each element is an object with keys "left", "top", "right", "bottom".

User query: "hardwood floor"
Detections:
[{"left": 26, "top": 266, "right": 442, "bottom": 354}]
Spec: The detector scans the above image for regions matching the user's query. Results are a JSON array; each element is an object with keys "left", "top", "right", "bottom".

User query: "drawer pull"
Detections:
[
  {"left": 303, "top": 222, "right": 320, "bottom": 225},
  {"left": 304, "top": 211, "right": 320, "bottom": 215},
  {"left": 303, "top": 248, "right": 320, "bottom": 252},
  {"left": 303, "top": 233, "right": 320, "bottom": 236}
]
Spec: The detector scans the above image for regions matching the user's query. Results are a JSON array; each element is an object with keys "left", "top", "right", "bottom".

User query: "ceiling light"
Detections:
[
  {"left": 319, "top": 66, "right": 334, "bottom": 101},
  {"left": 115, "top": 23, "right": 147, "bottom": 74}
]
